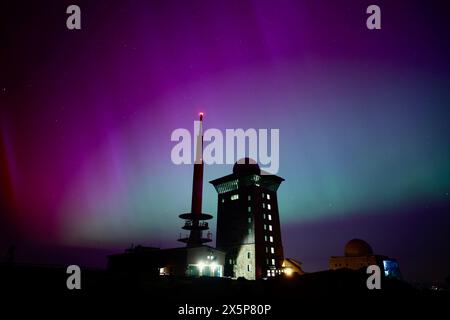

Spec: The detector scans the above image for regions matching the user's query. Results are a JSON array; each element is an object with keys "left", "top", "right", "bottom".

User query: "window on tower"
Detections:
[
  {"left": 267, "top": 194, "right": 271, "bottom": 200},
  {"left": 248, "top": 195, "right": 251, "bottom": 201},
  {"left": 231, "top": 194, "right": 239, "bottom": 200},
  {"left": 268, "top": 214, "right": 272, "bottom": 221},
  {"left": 269, "top": 236, "right": 273, "bottom": 243},
  {"left": 217, "top": 179, "right": 239, "bottom": 193},
  {"left": 271, "top": 247, "right": 275, "bottom": 254},
  {"left": 247, "top": 252, "right": 251, "bottom": 259},
  {"left": 267, "top": 204, "right": 271, "bottom": 210},
  {"left": 268, "top": 225, "right": 272, "bottom": 231},
  {"left": 248, "top": 206, "right": 251, "bottom": 212},
  {"left": 262, "top": 203, "right": 265, "bottom": 208}
]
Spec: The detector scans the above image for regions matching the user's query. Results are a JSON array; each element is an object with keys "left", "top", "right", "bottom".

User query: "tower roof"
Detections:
[
  {"left": 210, "top": 158, "right": 284, "bottom": 193},
  {"left": 232, "top": 158, "right": 261, "bottom": 176}
]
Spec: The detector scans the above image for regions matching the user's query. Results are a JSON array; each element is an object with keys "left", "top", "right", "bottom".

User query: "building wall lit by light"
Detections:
[{"left": 211, "top": 158, "right": 285, "bottom": 280}]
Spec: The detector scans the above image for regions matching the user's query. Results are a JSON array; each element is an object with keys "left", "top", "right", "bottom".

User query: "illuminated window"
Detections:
[
  {"left": 268, "top": 215, "right": 272, "bottom": 221},
  {"left": 248, "top": 206, "right": 251, "bottom": 212},
  {"left": 268, "top": 225, "right": 272, "bottom": 231},
  {"left": 265, "top": 247, "right": 269, "bottom": 253},
  {"left": 262, "top": 193, "right": 265, "bottom": 198},
  {"left": 264, "top": 235, "right": 268, "bottom": 242},
  {"left": 262, "top": 203, "right": 265, "bottom": 208},
  {"left": 248, "top": 217, "right": 251, "bottom": 223},
  {"left": 248, "top": 228, "right": 252, "bottom": 235},
  {"left": 217, "top": 179, "right": 238, "bottom": 193},
  {"left": 248, "top": 195, "right": 251, "bottom": 201},
  {"left": 269, "top": 236, "right": 273, "bottom": 243},
  {"left": 267, "top": 194, "right": 271, "bottom": 200},
  {"left": 263, "top": 224, "right": 267, "bottom": 230},
  {"left": 221, "top": 198, "right": 225, "bottom": 203},
  {"left": 247, "top": 252, "right": 251, "bottom": 259},
  {"left": 231, "top": 194, "right": 239, "bottom": 200},
  {"left": 271, "top": 247, "right": 275, "bottom": 254},
  {"left": 263, "top": 214, "right": 266, "bottom": 219},
  {"left": 267, "top": 204, "right": 271, "bottom": 210},
  {"left": 271, "top": 259, "right": 275, "bottom": 266}
]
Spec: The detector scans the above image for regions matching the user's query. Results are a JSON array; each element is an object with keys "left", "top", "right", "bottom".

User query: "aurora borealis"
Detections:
[{"left": 1, "top": 0, "right": 450, "bottom": 282}]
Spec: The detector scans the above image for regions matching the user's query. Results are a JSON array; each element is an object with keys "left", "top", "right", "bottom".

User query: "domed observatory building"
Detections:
[
  {"left": 210, "top": 158, "right": 285, "bottom": 280},
  {"left": 329, "top": 239, "right": 402, "bottom": 279}
]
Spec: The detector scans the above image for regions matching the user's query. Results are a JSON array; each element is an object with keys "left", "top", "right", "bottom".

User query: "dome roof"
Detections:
[
  {"left": 344, "top": 239, "right": 373, "bottom": 257},
  {"left": 233, "top": 158, "right": 261, "bottom": 176}
]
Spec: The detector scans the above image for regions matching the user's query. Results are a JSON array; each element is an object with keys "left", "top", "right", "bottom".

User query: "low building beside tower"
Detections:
[{"left": 108, "top": 245, "right": 225, "bottom": 277}]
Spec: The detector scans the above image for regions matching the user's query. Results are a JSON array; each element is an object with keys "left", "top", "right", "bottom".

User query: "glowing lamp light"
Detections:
[
  {"left": 284, "top": 267, "right": 293, "bottom": 276},
  {"left": 197, "top": 261, "right": 205, "bottom": 274}
]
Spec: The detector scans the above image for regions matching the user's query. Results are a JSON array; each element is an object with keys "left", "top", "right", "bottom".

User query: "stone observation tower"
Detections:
[{"left": 210, "top": 158, "right": 285, "bottom": 279}]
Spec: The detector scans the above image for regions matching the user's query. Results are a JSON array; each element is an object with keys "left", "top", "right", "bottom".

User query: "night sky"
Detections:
[{"left": 1, "top": 0, "right": 449, "bottom": 283}]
